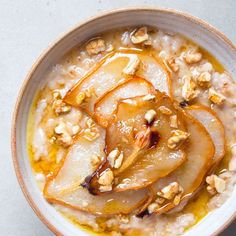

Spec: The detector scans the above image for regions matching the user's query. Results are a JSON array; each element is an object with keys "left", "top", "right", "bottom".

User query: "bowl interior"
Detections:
[{"left": 13, "top": 8, "right": 236, "bottom": 236}]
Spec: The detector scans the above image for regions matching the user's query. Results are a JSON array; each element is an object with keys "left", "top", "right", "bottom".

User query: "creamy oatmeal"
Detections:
[{"left": 27, "top": 26, "right": 236, "bottom": 235}]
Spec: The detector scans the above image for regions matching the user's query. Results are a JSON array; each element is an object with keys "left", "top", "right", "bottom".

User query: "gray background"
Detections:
[{"left": 0, "top": 0, "right": 235, "bottom": 235}]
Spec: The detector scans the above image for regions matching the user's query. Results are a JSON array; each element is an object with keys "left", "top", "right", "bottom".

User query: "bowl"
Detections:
[{"left": 11, "top": 7, "right": 236, "bottom": 236}]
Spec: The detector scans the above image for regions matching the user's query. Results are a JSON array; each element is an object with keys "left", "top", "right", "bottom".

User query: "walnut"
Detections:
[
  {"left": 208, "top": 88, "right": 225, "bottom": 105},
  {"left": 114, "top": 152, "right": 124, "bottom": 169},
  {"left": 86, "top": 38, "right": 106, "bottom": 55},
  {"left": 168, "top": 130, "right": 190, "bottom": 149},
  {"left": 107, "top": 149, "right": 120, "bottom": 167},
  {"left": 118, "top": 215, "right": 129, "bottom": 224},
  {"left": 123, "top": 55, "right": 140, "bottom": 75},
  {"left": 76, "top": 92, "right": 86, "bottom": 105},
  {"left": 52, "top": 99, "right": 71, "bottom": 115},
  {"left": 130, "top": 27, "right": 149, "bottom": 44},
  {"left": 182, "top": 75, "right": 199, "bottom": 101},
  {"left": 167, "top": 57, "right": 179, "bottom": 72},
  {"left": 148, "top": 203, "right": 159, "bottom": 214},
  {"left": 157, "top": 182, "right": 183, "bottom": 200},
  {"left": 144, "top": 109, "right": 156, "bottom": 124},
  {"left": 197, "top": 71, "right": 212, "bottom": 88},
  {"left": 206, "top": 174, "right": 226, "bottom": 195},
  {"left": 98, "top": 169, "right": 114, "bottom": 192},
  {"left": 184, "top": 51, "right": 202, "bottom": 64},
  {"left": 82, "top": 118, "right": 100, "bottom": 141},
  {"left": 56, "top": 134, "right": 73, "bottom": 147},
  {"left": 54, "top": 122, "right": 73, "bottom": 147},
  {"left": 158, "top": 106, "right": 172, "bottom": 115}
]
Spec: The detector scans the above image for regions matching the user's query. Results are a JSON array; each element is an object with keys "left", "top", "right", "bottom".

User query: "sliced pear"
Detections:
[
  {"left": 94, "top": 77, "right": 155, "bottom": 127},
  {"left": 148, "top": 112, "right": 215, "bottom": 215},
  {"left": 185, "top": 105, "right": 225, "bottom": 165},
  {"left": 85, "top": 92, "right": 187, "bottom": 194},
  {"left": 136, "top": 53, "right": 172, "bottom": 97},
  {"left": 63, "top": 50, "right": 171, "bottom": 115},
  {"left": 44, "top": 131, "right": 150, "bottom": 215},
  {"left": 63, "top": 51, "right": 140, "bottom": 114}
]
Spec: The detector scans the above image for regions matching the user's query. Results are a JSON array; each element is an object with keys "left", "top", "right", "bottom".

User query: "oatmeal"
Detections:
[{"left": 27, "top": 26, "right": 236, "bottom": 235}]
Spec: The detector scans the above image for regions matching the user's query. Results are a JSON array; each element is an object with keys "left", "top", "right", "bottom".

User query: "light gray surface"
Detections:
[{"left": 0, "top": 0, "right": 235, "bottom": 235}]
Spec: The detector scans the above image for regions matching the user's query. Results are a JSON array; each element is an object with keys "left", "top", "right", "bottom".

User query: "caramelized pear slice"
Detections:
[
  {"left": 63, "top": 50, "right": 171, "bottom": 115},
  {"left": 94, "top": 77, "right": 155, "bottom": 127},
  {"left": 185, "top": 105, "right": 226, "bottom": 165},
  {"left": 149, "top": 112, "right": 215, "bottom": 215},
  {"left": 136, "top": 54, "right": 172, "bottom": 97},
  {"left": 85, "top": 92, "right": 187, "bottom": 194},
  {"left": 63, "top": 51, "right": 140, "bottom": 114},
  {"left": 44, "top": 132, "right": 150, "bottom": 215}
]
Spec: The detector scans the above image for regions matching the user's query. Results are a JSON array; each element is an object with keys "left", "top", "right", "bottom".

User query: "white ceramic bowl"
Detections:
[{"left": 12, "top": 7, "right": 236, "bottom": 236}]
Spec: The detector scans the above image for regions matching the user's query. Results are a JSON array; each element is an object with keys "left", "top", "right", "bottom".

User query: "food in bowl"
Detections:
[{"left": 27, "top": 26, "right": 236, "bottom": 235}]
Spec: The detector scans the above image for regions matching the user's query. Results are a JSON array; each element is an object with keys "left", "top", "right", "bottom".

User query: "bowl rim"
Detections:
[{"left": 11, "top": 6, "right": 236, "bottom": 236}]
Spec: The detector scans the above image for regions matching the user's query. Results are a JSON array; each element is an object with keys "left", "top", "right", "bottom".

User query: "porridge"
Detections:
[{"left": 27, "top": 26, "right": 236, "bottom": 235}]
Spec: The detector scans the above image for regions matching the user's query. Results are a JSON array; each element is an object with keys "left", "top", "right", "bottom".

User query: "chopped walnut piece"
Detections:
[
  {"left": 208, "top": 88, "right": 225, "bottom": 105},
  {"left": 206, "top": 174, "right": 226, "bottom": 195},
  {"left": 82, "top": 118, "right": 100, "bottom": 141},
  {"left": 173, "top": 192, "right": 182, "bottom": 206},
  {"left": 170, "top": 115, "right": 178, "bottom": 128},
  {"left": 114, "top": 152, "right": 124, "bottom": 169},
  {"left": 148, "top": 203, "right": 159, "bottom": 214},
  {"left": 158, "top": 106, "right": 172, "bottom": 115},
  {"left": 54, "top": 122, "right": 73, "bottom": 147},
  {"left": 52, "top": 99, "right": 71, "bottom": 115},
  {"left": 83, "top": 129, "right": 100, "bottom": 141},
  {"left": 206, "top": 175, "right": 226, "bottom": 195},
  {"left": 76, "top": 92, "right": 86, "bottom": 105},
  {"left": 130, "top": 27, "right": 149, "bottom": 44},
  {"left": 155, "top": 197, "right": 165, "bottom": 204},
  {"left": 157, "top": 182, "right": 183, "bottom": 200},
  {"left": 167, "top": 58, "right": 179, "bottom": 72},
  {"left": 167, "top": 130, "right": 190, "bottom": 149},
  {"left": 107, "top": 148, "right": 120, "bottom": 167},
  {"left": 56, "top": 133, "right": 73, "bottom": 147},
  {"left": 107, "top": 149, "right": 119, "bottom": 164},
  {"left": 197, "top": 71, "right": 212, "bottom": 88},
  {"left": 144, "top": 109, "right": 157, "bottom": 124},
  {"left": 184, "top": 51, "right": 202, "bottom": 64},
  {"left": 118, "top": 215, "right": 130, "bottom": 224},
  {"left": 182, "top": 75, "right": 199, "bottom": 101},
  {"left": 86, "top": 38, "right": 106, "bottom": 55},
  {"left": 71, "top": 125, "right": 80, "bottom": 135},
  {"left": 98, "top": 169, "right": 114, "bottom": 192},
  {"left": 123, "top": 55, "right": 140, "bottom": 75},
  {"left": 54, "top": 123, "right": 65, "bottom": 135}
]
